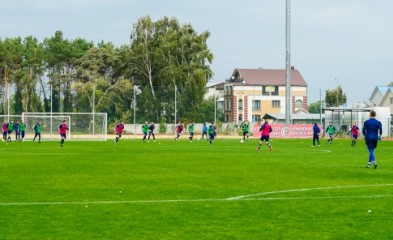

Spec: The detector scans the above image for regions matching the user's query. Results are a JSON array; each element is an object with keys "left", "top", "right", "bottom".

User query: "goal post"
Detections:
[{"left": 22, "top": 112, "right": 107, "bottom": 141}]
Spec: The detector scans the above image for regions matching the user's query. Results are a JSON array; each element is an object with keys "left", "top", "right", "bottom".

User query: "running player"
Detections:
[
  {"left": 33, "top": 121, "right": 42, "bottom": 143},
  {"left": 174, "top": 122, "right": 183, "bottom": 140},
  {"left": 256, "top": 119, "right": 272, "bottom": 151},
  {"left": 58, "top": 120, "right": 69, "bottom": 147},
  {"left": 188, "top": 122, "right": 195, "bottom": 142},
  {"left": 351, "top": 122, "right": 359, "bottom": 147},
  {"left": 241, "top": 120, "right": 249, "bottom": 142},
  {"left": 114, "top": 121, "right": 125, "bottom": 143},
  {"left": 325, "top": 122, "right": 336, "bottom": 144},
  {"left": 201, "top": 122, "right": 208, "bottom": 140},
  {"left": 208, "top": 122, "right": 215, "bottom": 145}
]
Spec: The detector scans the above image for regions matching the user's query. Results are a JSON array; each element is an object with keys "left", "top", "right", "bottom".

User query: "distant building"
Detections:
[
  {"left": 205, "top": 82, "right": 225, "bottom": 116},
  {"left": 369, "top": 86, "right": 393, "bottom": 114},
  {"left": 223, "top": 67, "right": 308, "bottom": 123}
]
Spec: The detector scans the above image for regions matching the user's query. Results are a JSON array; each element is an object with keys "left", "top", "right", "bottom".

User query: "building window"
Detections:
[
  {"left": 272, "top": 100, "right": 280, "bottom": 108},
  {"left": 252, "top": 100, "right": 261, "bottom": 111},
  {"left": 252, "top": 115, "right": 261, "bottom": 123},
  {"left": 238, "top": 114, "right": 243, "bottom": 122},
  {"left": 295, "top": 99, "right": 303, "bottom": 108},
  {"left": 238, "top": 99, "right": 243, "bottom": 111},
  {"left": 262, "top": 86, "right": 279, "bottom": 96},
  {"left": 225, "top": 98, "right": 232, "bottom": 111}
]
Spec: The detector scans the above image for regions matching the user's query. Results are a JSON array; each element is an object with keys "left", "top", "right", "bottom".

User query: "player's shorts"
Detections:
[
  {"left": 260, "top": 136, "right": 270, "bottom": 142},
  {"left": 117, "top": 133, "right": 122, "bottom": 138},
  {"left": 190, "top": 132, "right": 194, "bottom": 137},
  {"left": 352, "top": 134, "right": 358, "bottom": 140},
  {"left": 209, "top": 133, "right": 215, "bottom": 139},
  {"left": 329, "top": 133, "right": 334, "bottom": 137},
  {"left": 366, "top": 139, "right": 378, "bottom": 149},
  {"left": 243, "top": 131, "right": 249, "bottom": 136},
  {"left": 61, "top": 134, "right": 67, "bottom": 139},
  {"left": 8, "top": 130, "right": 12, "bottom": 134}
]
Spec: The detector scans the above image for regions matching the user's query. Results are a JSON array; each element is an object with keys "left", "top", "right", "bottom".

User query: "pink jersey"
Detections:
[
  {"left": 176, "top": 125, "right": 183, "bottom": 134},
  {"left": 115, "top": 123, "right": 124, "bottom": 134},
  {"left": 58, "top": 123, "right": 68, "bottom": 134},
  {"left": 260, "top": 123, "right": 272, "bottom": 137},
  {"left": 2, "top": 123, "right": 8, "bottom": 132},
  {"left": 351, "top": 125, "right": 359, "bottom": 135}
]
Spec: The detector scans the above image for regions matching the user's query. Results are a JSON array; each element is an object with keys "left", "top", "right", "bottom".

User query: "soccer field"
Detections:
[{"left": 1, "top": 138, "right": 392, "bottom": 239}]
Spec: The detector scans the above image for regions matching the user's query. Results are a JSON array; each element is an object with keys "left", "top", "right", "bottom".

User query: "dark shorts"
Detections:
[
  {"left": 352, "top": 134, "right": 358, "bottom": 140},
  {"left": 260, "top": 136, "right": 270, "bottom": 142},
  {"left": 366, "top": 139, "right": 378, "bottom": 149},
  {"left": 61, "top": 134, "right": 67, "bottom": 139},
  {"left": 243, "top": 131, "right": 249, "bottom": 136},
  {"left": 209, "top": 133, "right": 215, "bottom": 139}
]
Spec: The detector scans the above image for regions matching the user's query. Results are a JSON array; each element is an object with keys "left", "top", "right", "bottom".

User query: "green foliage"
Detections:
[
  {"left": 325, "top": 85, "right": 347, "bottom": 107},
  {"left": 308, "top": 100, "right": 323, "bottom": 113},
  {"left": 159, "top": 118, "right": 168, "bottom": 134},
  {"left": 1, "top": 139, "right": 392, "bottom": 239}
]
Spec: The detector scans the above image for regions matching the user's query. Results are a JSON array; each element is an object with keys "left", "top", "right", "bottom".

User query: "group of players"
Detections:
[
  {"left": 113, "top": 121, "right": 218, "bottom": 145},
  {"left": 2, "top": 119, "right": 69, "bottom": 147},
  {"left": 114, "top": 110, "right": 383, "bottom": 169},
  {"left": 312, "top": 110, "right": 383, "bottom": 168}
]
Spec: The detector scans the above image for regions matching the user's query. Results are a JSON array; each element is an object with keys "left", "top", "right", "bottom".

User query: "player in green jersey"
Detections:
[
  {"left": 325, "top": 122, "right": 336, "bottom": 144},
  {"left": 188, "top": 122, "right": 195, "bottom": 142},
  {"left": 208, "top": 122, "right": 215, "bottom": 145},
  {"left": 33, "top": 121, "right": 42, "bottom": 143},
  {"left": 241, "top": 121, "right": 250, "bottom": 142},
  {"left": 19, "top": 120, "right": 27, "bottom": 142},
  {"left": 142, "top": 121, "right": 149, "bottom": 141}
]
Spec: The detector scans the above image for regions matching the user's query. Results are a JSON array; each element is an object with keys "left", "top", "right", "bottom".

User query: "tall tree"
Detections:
[
  {"left": 128, "top": 16, "right": 213, "bottom": 122},
  {"left": 325, "top": 85, "right": 347, "bottom": 107}
]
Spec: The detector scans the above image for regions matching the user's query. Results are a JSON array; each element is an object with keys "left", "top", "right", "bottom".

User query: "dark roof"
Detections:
[{"left": 230, "top": 68, "right": 307, "bottom": 87}]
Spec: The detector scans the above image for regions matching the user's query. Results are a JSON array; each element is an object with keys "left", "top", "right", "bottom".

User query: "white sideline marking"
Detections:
[
  {"left": 0, "top": 184, "right": 392, "bottom": 207},
  {"left": 226, "top": 183, "right": 393, "bottom": 200}
]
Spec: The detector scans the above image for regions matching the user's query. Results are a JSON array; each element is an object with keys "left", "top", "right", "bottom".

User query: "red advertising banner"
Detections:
[{"left": 253, "top": 124, "right": 322, "bottom": 138}]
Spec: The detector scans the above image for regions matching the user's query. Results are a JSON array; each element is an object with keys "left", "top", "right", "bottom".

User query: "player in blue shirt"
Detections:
[
  {"left": 362, "top": 110, "right": 382, "bottom": 169},
  {"left": 312, "top": 122, "right": 320, "bottom": 147}
]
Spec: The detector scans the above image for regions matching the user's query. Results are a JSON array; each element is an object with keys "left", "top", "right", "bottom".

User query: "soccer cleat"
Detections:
[
  {"left": 366, "top": 164, "right": 370, "bottom": 168},
  {"left": 256, "top": 148, "right": 260, "bottom": 151},
  {"left": 374, "top": 164, "right": 378, "bottom": 169},
  {"left": 269, "top": 146, "right": 272, "bottom": 152}
]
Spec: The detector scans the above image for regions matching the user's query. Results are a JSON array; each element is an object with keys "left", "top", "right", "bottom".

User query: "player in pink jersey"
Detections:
[
  {"left": 114, "top": 121, "right": 125, "bottom": 143},
  {"left": 256, "top": 119, "right": 273, "bottom": 151},
  {"left": 57, "top": 120, "right": 69, "bottom": 147},
  {"left": 351, "top": 122, "right": 360, "bottom": 147}
]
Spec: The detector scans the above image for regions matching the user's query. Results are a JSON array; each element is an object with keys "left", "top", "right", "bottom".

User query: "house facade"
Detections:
[
  {"left": 369, "top": 86, "right": 393, "bottom": 114},
  {"left": 224, "top": 67, "right": 308, "bottom": 123}
]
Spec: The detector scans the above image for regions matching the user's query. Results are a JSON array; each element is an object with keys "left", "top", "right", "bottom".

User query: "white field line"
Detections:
[
  {"left": 226, "top": 183, "right": 393, "bottom": 200},
  {"left": 1, "top": 183, "right": 392, "bottom": 207}
]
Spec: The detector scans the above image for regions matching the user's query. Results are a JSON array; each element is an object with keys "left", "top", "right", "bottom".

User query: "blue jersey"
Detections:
[
  {"left": 313, "top": 124, "right": 320, "bottom": 136},
  {"left": 362, "top": 118, "right": 382, "bottom": 141}
]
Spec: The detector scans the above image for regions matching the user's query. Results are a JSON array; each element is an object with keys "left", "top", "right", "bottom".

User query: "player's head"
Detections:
[
  {"left": 265, "top": 119, "right": 268, "bottom": 124},
  {"left": 370, "top": 110, "right": 376, "bottom": 118},
  {"left": 63, "top": 120, "right": 66, "bottom": 123}
]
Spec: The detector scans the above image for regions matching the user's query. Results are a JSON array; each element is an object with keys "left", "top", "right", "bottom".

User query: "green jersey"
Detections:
[
  {"left": 326, "top": 125, "right": 335, "bottom": 134},
  {"left": 142, "top": 124, "right": 149, "bottom": 133},
  {"left": 8, "top": 122, "right": 14, "bottom": 131},
  {"left": 208, "top": 125, "right": 214, "bottom": 134},
  {"left": 34, "top": 124, "right": 42, "bottom": 133},
  {"left": 20, "top": 123, "right": 26, "bottom": 131},
  {"left": 242, "top": 123, "right": 249, "bottom": 132},
  {"left": 188, "top": 124, "right": 195, "bottom": 133}
]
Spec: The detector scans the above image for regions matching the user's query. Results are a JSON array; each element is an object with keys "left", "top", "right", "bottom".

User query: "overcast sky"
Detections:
[{"left": 1, "top": 0, "right": 392, "bottom": 104}]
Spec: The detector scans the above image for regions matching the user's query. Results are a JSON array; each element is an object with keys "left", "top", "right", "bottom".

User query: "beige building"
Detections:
[{"left": 224, "top": 67, "right": 308, "bottom": 123}]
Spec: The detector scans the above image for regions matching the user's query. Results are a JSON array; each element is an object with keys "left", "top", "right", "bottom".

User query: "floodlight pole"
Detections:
[
  {"left": 174, "top": 85, "right": 177, "bottom": 126},
  {"left": 133, "top": 85, "right": 137, "bottom": 138},
  {"left": 285, "top": 0, "right": 292, "bottom": 125}
]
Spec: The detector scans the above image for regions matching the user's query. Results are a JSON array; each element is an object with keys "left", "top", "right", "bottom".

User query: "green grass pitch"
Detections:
[{"left": 1, "top": 137, "right": 392, "bottom": 239}]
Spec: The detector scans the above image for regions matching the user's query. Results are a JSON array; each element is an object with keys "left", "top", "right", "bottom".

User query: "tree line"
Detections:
[{"left": 0, "top": 16, "right": 219, "bottom": 124}]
